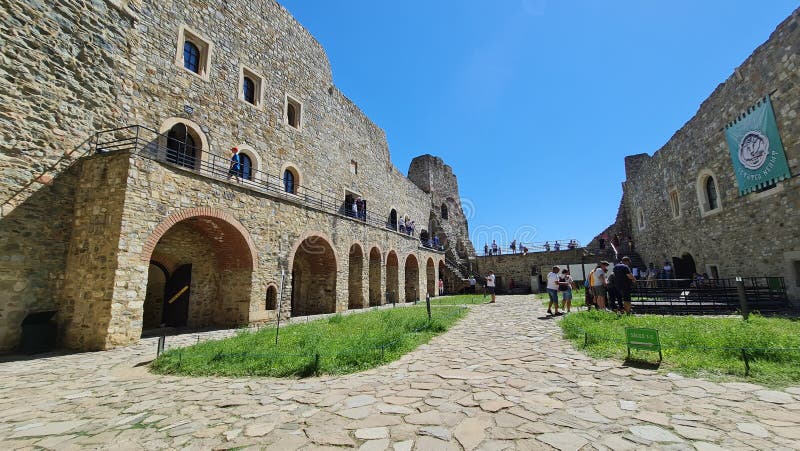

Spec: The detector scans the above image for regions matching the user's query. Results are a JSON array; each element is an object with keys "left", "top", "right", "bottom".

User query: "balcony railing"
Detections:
[{"left": 92, "top": 125, "right": 441, "bottom": 249}]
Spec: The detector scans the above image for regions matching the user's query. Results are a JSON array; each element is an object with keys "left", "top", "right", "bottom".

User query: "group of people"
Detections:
[
  {"left": 399, "top": 217, "right": 416, "bottom": 236},
  {"left": 423, "top": 234, "right": 442, "bottom": 250},
  {"left": 484, "top": 239, "right": 529, "bottom": 256},
  {"left": 348, "top": 197, "right": 367, "bottom": 221},
  {"left": 543, "top": 239, "right": 578, "bottom": 251},
  {"left": 585, "top": 257, "right": 637, "bottom": 314}
]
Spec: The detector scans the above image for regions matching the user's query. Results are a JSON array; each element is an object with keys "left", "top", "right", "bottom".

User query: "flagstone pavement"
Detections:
[{"left": 1, "top": 296, "right": 799, "bottom": 450}]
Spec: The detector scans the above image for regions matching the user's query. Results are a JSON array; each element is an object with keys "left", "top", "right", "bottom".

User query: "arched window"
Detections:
[
  {"left": 283, "top": 169, "right": 295, "bottom": 194},
  {"left": 243, "top": 77, "right": 255, "bottom": 104},
  {"left": 239, "top": 153, "right": 252, "bottom": 181},
  {"left": 166, "top": 123, "right": 197, "bottom": 169},
  {"left": 389, "top": 209, "right": 398, "bottom": 230},
  {"left": 706, "top": 176, "right": 718, "bottom": 211},
  {"left": 441, "top": 204, "right": 449, "bottom": 220},
  {"left": 266, "top": 285, "right": 278, "bottom": 310},
  {"left": 183, "top": 41, "right": 200, "bottom": 74}
]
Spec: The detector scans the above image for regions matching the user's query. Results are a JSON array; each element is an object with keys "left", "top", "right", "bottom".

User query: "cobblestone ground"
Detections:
[{"left": 1, "top": 296, "right": 799, "bottom": 450}]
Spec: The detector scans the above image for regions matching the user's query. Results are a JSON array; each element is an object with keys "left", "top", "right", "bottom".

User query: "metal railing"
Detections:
[
  {"left": 93, "top": 125, "right": 441, "bottom": 249},
  {"left": 479, "top": 239, "right": 581, "bottom": 256}
]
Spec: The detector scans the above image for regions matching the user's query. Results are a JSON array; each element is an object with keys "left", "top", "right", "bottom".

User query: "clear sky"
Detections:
[{"left": 278, "top": 0, "right": 797, "bottom": 250}]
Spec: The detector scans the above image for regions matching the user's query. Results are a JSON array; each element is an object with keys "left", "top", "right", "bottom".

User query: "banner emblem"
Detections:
[{"left": 738, "top": 130, "right": 769, "bottom": 170}]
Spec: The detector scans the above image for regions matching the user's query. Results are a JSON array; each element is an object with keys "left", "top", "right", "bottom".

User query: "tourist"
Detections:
[
  {"left": 632, "top": 265, "right": 639, "bottom": 280},
  {"left": 544, "top": 241, "right": 550, "bottom": 251},
  {"left": 433, "top": 235, "right": 440, "bottom": 248},
  {"left": 409, "top": 220, "right": 415, "bottom": 236},
  {"left": 399, "top": 217, "right": 406, "bottom": 233},
  {"left": 351, "top": 198, "right": 359, "bottom": 218},
  {"left": 559, "top": 268, "right": 576, "bottom": 313},
  {"left": 469, "top": 275, "right": 476, "bottom": 293},
  {"left": 484, "top": 243, "right": 489, "bottom": 255},
  {"left": 663, "top": 260, "right": 673, "bottom": 286},
  {"left": 486, "top": 271, "right": 496, "bottom": 303},
  {"left": 584, "top": 270, "right": 596, "bottom": 310},
  {"left": 646, "top": 262, "right": 658, "bottom": 288},
  {"left": 491, "top": 240, "right": 499, "bottom": 256},
  {"left": 554, "top": 241, "right": 561, "bottom": 251},
  {"left": 522, "top": 245, "right": 528, "bottom": 255},
  {"left": 227, "top": 147, "right": 241, "bottom": 182},
  {"left": 591, "top": 261, "right": 609, "bottom": 310},
  {"left": 438, "top": 278, "right": 444, "bottom": 296},
  {"left": 546, "top": 266, "right": 562, "bottom": 315},
  {"left": 510, "top": 239, "right": 516, "bottom": 254},
  {"left": 613, "top": 257, "right": 636, "bottom": 314},
  {"left": 607, "top": 272, "right": 620, "bottom": 312}
]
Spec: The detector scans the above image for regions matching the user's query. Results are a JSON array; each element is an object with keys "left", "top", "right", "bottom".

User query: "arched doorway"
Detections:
[
  {"left": 426, "top": 258, "right": 436, "bottom": 297},
  {"left": 405, "top": 254, "right": 419, "bottom": 302},
  {"left": 348, "top": 244, "right": 364, "bottom": 309},
  {"left": 673, "top": 252, "right": 697, "bottom": 280},
  {"left": 165, "top": 123, "right": 201, "bottom": 169},
  {"left": 369, "top": 247, "right": 382, "bottom": 306},
  {"left": 142, "top": 214, "right": 254, "bottom": 333},
  {"left": 386, "top": 251, "right": 399, "bottom": 304},
  {"left": 389, "top": 209, "right": 398, "bottom": 230},
  {"left": 291, "top": 236, "right": 337, "bottom": 316}
]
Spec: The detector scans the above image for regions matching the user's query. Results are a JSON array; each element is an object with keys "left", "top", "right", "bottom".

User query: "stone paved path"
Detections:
[{"left": 2, "top": 296, "right": 800, "bottom": 450}]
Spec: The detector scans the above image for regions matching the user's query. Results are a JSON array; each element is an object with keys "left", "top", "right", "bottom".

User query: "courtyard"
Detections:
[{"left": 1, "top": 296, "right": 799, "bottom": 450}]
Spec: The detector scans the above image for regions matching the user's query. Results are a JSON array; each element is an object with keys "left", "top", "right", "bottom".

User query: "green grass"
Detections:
[
  {"left": 151, "top": 306, "right": 467, "bottom": 378},
  {"left": 537, "top": 287, "right": 587, "bottom": 309},
  {"left": 429, "top": 294, "right": 488, "bottom": 305},
  {"left": 559, "top": 310, "right": 800, "bottom": 387}
]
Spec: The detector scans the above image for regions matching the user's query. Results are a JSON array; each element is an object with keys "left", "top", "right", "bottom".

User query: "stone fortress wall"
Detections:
[
  {"left": 0, "top": 0, "right": 475, "bottom": 351},
  {"left": 597, "top": 8, "right": 800, "bottom": 301}
]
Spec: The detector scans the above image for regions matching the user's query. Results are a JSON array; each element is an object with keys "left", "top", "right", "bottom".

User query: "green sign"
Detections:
[
  {"left": 625, "top": 327, "right": 662, "bottom": 361},
  {"left": 724, "top": 96, "right": 791, "bottom": 195}
]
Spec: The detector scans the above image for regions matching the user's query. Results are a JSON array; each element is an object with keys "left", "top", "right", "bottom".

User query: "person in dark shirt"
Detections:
[{"left": 613, "top": 256, "right": 637, "bottom": 314}]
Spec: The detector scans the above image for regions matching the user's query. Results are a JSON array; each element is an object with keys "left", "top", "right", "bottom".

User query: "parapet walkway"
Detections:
[{"left": 1, "top": 297, "right": 799, "bottom": 449}]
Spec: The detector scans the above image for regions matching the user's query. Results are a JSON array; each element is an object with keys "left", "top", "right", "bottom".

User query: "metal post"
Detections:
[
  {"left": 157, "top": 335, "right": 165, "bottom": 357},
  {"left": 736, "top": 276, "right": 749, "bottom": 320},
  {"left": 741, "top": 348, "right": 750, "bottom": 376},
  {"left": 275, "top": 269, "right": 286, "bottom": 346},
  {"left": 426, "top": 293, "right": 432, "bottom": 321}
]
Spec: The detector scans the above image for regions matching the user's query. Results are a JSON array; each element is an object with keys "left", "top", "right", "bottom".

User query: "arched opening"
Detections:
[
  {"left": 672, "top": 252, "right": 697, "bottom": 281},
  {"left": 266, "top": 284, "right": 278, "bottom": 310},
  {"left": 166, "top": 123, "right": 201, "bottom": 169},
  {"left": 386, "top": 251, "right": 399, "bottom": 304},
  {"left": 142, "top": 215, "right": 254, "bottom": 333},
  {"left": 291, "top": 236, "right": 337, "bottom": 316},
  {"left": 348, "top": 244, "right": 364, "bottom": 309},
  {"left": 369, "top": 247, "right": 382, "bottom": 306},
  {"left": 389, "top": 209, "right": 398, "bottom": 231},
  {"left": 441, "top": 203, "right": 449, "bottom": 220},
  {"left": 404, "top": 254, "right": 419, "bottom": 302},
  {"left": 706, "top": 177, "right": 718, "bottom": 210},
  {"left": 438, "top": 260, "right": 446, "bottom": 295},
  {"left": 238, "top": 153, "right": 253, "bottom": 181},
  {"left": 426, "top": 258, "right": 436, "bottom": 297}
]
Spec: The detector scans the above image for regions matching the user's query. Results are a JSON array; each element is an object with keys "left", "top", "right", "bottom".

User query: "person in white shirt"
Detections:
[
  {"left": 486, "top": 271, "right": 496, "bottom": 303},
  {"left": 592, "top": 261, "right": 609, "bottom": 309},
  {"left": 546, "top": 266, "right": 561, "bottom": 315}
]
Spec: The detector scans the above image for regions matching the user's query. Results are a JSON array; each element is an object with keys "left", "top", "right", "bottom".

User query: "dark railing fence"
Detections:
[
  {"left": 479, "top": 240, "right": 582, "bottom": 256},
  {"left": 93, "top": 125, "right": 443, "bottom": 248},
  {"left": 628, "top": 277, "right": 789, "bottom": 314}
]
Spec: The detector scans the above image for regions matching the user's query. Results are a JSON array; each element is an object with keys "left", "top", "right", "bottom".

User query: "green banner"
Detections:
[{"left": 724, "top": 96, "right": 791, "bottom": 195}]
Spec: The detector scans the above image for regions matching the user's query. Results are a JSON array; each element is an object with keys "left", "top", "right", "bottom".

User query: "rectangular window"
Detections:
[
  {"left": 708, "top": 265, "right": 719, "bottom": 280},
  {"left": 175, "top": 25, "right": 213, "bottom": 80},
  {"left": 350, "top": 160, "right": 358, "bottom": 175},
  {"left": 669, "top": 190, "right": 680, "bottom": 218},
  {"left": 240, "top": 66, "right": 263, "bottom": 108},
  {"left": 286, "top": 95, "right": 302, "bottom": 129}
]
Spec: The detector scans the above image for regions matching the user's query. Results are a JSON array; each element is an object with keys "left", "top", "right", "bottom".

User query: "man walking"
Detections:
[
  {"left": 546, "top": 266, "right": 561, "bottom": 315},
  {"left": 486, "top": 271, "right": 496, "bottom": 303},
  {"left": 613, "top": 257, "right": 637, "bottom": 314}
]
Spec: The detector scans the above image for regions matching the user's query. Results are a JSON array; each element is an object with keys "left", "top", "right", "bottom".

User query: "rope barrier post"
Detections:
[
  {"left": 426, "top": 293, "right": 432, "bottom": 322},
  {"left": 314, "top": 352, "right": 320, "bottom": 376},
  {"left": 179, "top": 349, "right": 183, "bottom": 369},
  {"left": 741, "top": 348, "right": 750, "bottom": 376},
  {"left": 585, "top": 331, "right": 589, "bottom": 349},
  {"left": 157, "top": 334, "right": 165, "bottom": 358},
  {"left": 736, "top": 277, "right": 749, "bottom": 320}
]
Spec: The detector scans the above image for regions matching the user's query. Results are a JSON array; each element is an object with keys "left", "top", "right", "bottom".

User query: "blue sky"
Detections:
[{"left": 279, "top": 0, "right": 797, "bottom": 250}]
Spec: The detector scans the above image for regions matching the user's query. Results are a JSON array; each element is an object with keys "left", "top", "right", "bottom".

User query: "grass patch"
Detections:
[
  {"left": 151, "top": 306, "right": 466, "bottom": 378},
  {"left": 536, "top": 287, "right": 587, "bottom": 309},
  {"left": 429, "top": 294, "right": 488, "bottom": 305},
  {"left": 559, "top": 310, "right": 800, "bottom": 387}
]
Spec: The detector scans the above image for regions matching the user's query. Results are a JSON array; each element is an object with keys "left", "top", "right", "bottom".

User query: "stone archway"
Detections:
[
  {"left": 142, "top": 212, "right": 255, "bottom": 333},
  {"left": 426, "top": 258, "right": 436, "bottom": 297},
  {"left": 369, "top": 247, "right": 382, "bottom": 306},
  {"left": 405, "top": 254, "right": 419, "bottom": 302},
  {"left": 291, "top": 235, "right": 337, "bottom": 316},
  {"left": 386, "top": 251, "right": 399, "bottom": 305},
  {"left": 348, "top": 243, "right": 364, "bottom": 309}
]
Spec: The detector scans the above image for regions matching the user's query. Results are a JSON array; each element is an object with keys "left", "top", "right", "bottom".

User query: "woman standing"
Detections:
[{"left": 559, "top": 268, "right": 576, "bottom": 313}]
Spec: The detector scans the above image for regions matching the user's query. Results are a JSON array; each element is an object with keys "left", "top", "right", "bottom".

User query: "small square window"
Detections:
[
  {"left": 240, "top": 66, "right": 263, "bottom": 108},
  {"left": 286, "top": 95, "right": 302, "bottom": 129},
  {"left": 175, "top": 25, "right": 213, "bottom": 80},
  {"left": 350, "top": 160, "right": 358, "bottom": 175},
  {"left": 669, "top": 189, "right": 680, "bottom": 218}
]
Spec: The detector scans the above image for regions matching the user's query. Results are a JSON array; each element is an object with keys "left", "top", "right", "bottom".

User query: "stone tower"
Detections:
[{"left": 408, "top": 155, "right": 476, "bottom": 266}]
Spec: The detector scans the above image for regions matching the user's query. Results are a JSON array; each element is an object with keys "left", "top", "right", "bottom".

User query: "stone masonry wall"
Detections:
[
  {"left": 611, "top": 8, "right": 800, "bottom": 301},
  {"left": 0, "top": 0, "right": 136, "bottom": 351}
]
